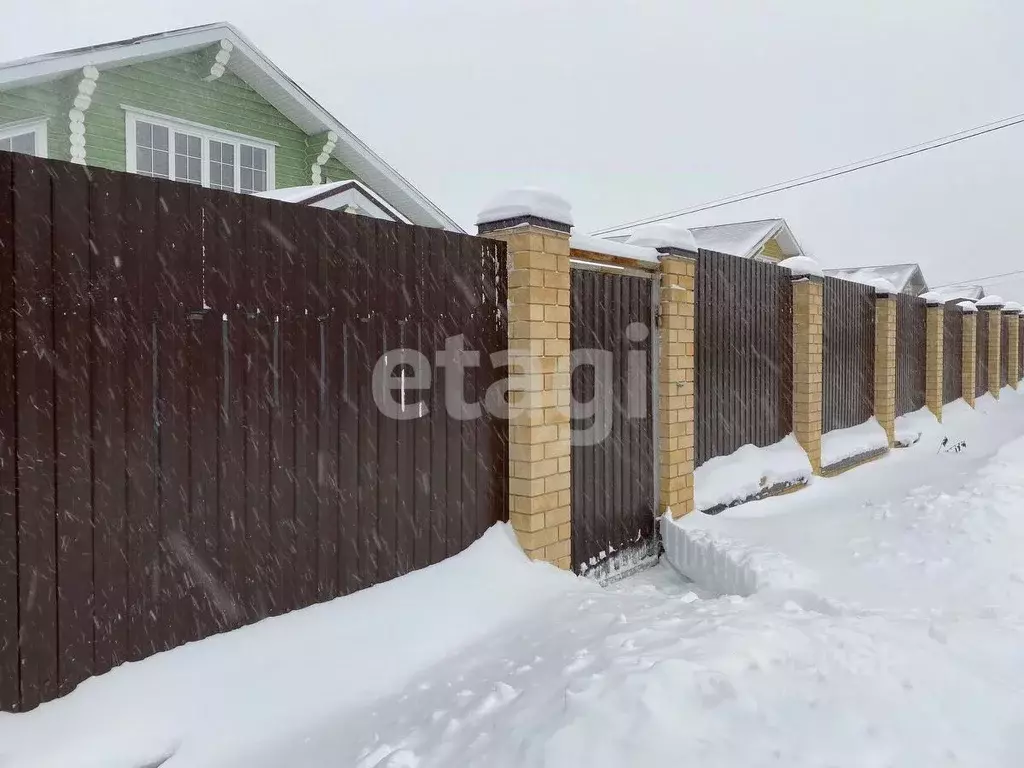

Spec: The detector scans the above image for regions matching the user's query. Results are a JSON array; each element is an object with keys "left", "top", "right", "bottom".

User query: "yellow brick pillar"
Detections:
[
  {"left": 924, "top": 297, "right": 944, "bottom": 421},
  {"left": 874, "top": 291, "right": 897, "bottom": 447},
  {"left": 791, "top": 275, "right": 823, "bottom": 474},
  {"left": 657, "top": 249, "right": 696, "bottom": 518},
  {"left": 1005, "top": 307, "right": 1020, "bottom": 391},
  {"left": 478, "top": 191, "right": 572, "bottom": 569},
  {"left": 978, "top": 298, "right": 1003, "bottom": 398},
  {"left": 962, "top": 309, "right": 977, "bottom": 408}
]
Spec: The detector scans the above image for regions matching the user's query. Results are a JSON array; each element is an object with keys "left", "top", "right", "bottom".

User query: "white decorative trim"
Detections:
[
  {"left": 67, "top": 65, "right": 98, "bottom": 164},
  {"left": 203, "top": 39, "right": 234, "bottom": 82},
  {"left": 0, "top": 117, "right": 48, "bottom": 157},
  {"left": 310, "top": 130, "right": 338, "bottom": 184},
  {"left": 123, "top": 107, "right": 276, "bottom": 192}
]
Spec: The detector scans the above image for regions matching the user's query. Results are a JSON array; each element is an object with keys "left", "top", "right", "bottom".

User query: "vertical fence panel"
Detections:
[
  {"left": 822, "top": 277, "right": 875, "bottom": 432},
  {"left": 1, "top": 153, "right": 509, "bottom": 711},
  {"left": 694, "top": 251, "right": 793, "bottom": 465},
  {"left": 570, "top": 268, "right": 654, "bottom": 575},
  {"left": 895, "top": 294, "right": 926, "bottom": 417},
  {"left": 943, "top": 303, "right": 964, "bottom": 404},
  {"left": 0, "top": 153, "right": 18, "bottom": 711}
]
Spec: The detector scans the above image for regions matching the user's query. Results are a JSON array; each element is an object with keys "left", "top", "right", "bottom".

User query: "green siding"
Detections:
[{"left": 0, "top": 50, "right": 358, "bottom": 189}]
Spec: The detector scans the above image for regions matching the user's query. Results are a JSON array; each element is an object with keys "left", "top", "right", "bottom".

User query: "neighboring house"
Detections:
[
  {"left": 0, "top": 23, "right": 460, "bottom": 231},
  {"left": 823, "top": 264, "right": 929, "bottom": 296},
  {"left": 609, "top": 218, "right": 805, "bottom": 262},
  {"left": 933, "top": 284, "right": 986, "bottom": 302}
]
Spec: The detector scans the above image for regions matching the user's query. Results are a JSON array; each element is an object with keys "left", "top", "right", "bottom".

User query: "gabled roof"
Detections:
[
  {"left": 257, "top": 179, "right": 410, "bottom": 223},
  {"left": 688, "top": 219, "right": 803, "bottom": 259},
  {"left": 605, "top": 218, "right": 804, "bottom": 260},
  {"left": 823, "top": 263, "right": 927, "bottom": 293},
  {"left": 0, "top": 23, "right": 462, "bottom": 232},
  {"left": 933, "top": 284, "right": 985, "bottom": 302}
]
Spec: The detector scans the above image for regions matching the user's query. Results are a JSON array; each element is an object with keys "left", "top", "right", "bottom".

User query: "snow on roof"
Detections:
[
  {"left": 976, "top": 295, "right": 1005, "bottom": 308},
  {"left": 258, "top": 180, "right": 351, "bottom": 204},
  {"left": 688, "top": 220, "right": 782, "bottom": 258},
  {"left": 625, "top": 222, "right": 697, "bottom": 253},
  {"left": 934, "top": 284, "right": 985, "bottom": 301},
  {"left": 778, "top": 256, "right": 823, "bottom": 278},
  {"left": 1003, "top": 301, "right": 1023, "bottom": 313},
  {"left": 823, "top": 264, "right": 921, "bottom": 292},
  {"left": 477, "top": 188, "right": 573, "bottom": 227},
  {"left": 957, "top": 301, "right": 978, "bottom": 313},
  {"left": 569, "top": 233, "right": 659, "bottom": 264},
  {"left": 919, "top": 291, "right": 944, "bottom": 306}
]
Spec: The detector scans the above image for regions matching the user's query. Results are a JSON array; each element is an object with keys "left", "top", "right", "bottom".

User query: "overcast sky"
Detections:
[{"left": 4, "top": 1, "right": 1023, "bottom": 294}]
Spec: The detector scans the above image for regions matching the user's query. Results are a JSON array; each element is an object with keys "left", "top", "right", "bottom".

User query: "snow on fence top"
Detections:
[
  {"left": 976, "top": 294, "right": 1005, "bottom": 308},
  {"left": 569, "top": 232, "right": 659, "bottom": 264},
  {"left": 778, "top": 256, "right": 823, "bottom": 278},
  {"left": 918, "top": 291, "right": 944, "bottom": 306},
  {"left": 957, "top": 300, "right": 978, "bottom": 313},
  {"left": 476, "top": 188, "right": 573, "bottom": 227},
  {"left": 625, "top": 222, "right": 698, "bottom": 253},
  {"left": 1003, "top": 301, "right": 1023, "bottom": 313}
]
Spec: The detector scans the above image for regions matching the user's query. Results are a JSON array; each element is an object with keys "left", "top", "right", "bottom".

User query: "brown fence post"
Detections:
[
  {"left": 791, "top": 271, "right": 824, "bottom": 474},
  {"left": 874, "top": 291, "right": 897, "bottom": 447},
  {"left": 962, "top": 306, "right": 977, "bottom": 407},
  {"left": 924, "top": 294, "right": 944, "bottom": 421},
  {"left": 478, "top": 191, "right": 573, "bottom": 569},
  {"left": 1005, "top": 305, "right": 1020, "bottom": 390},
  {"left": 657, "top": 247, "right": 697, "bottom": 518},
  {"left": 978, "top": 297, "right": 1003, "bottom": 398}
]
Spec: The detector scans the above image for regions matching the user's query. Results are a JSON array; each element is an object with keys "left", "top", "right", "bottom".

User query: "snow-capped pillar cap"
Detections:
[
  {"left": 865, "top": 277, "right": 898, "bottom": 297},
  {"left": 477, "top": 188, "right": 573, "bottom": 235},
  {"left": 778, "top": 255, "right": 823, "bottom": 282},
  {"left": 1002, "top": 300, "right": 1023, "bottom": 314},
  {"left": 976, "top": 294, "right": 1005, "bottom": 310},
  {"left": 957, "top": 300, "right": 978, "bottom": 314},
  {"left": 625, "top": 222, "right": 698, "bottom": 258},
  {"left": 919, "top": 291, "right": 944, "bottom": 307}
]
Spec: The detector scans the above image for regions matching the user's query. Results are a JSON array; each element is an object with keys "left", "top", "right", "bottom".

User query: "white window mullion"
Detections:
[{"left": 234, "top": 140, "right": 242, "bottom": 193}]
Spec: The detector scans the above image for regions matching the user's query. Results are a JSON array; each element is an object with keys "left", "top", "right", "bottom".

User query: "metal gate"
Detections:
[{"left": 570, "top": 266, "right": 656, "bottom": 580}]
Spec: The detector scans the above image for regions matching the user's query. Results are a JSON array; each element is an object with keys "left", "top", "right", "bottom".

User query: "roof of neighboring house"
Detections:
[
  {"left": 258, "top": 179, "right": 410, "bottom": 223},
  {"left": 933, "top": 284, "right": 986, "bottom": 302},
  {"left": 0, "top": 22, "right": 462, "bottom": 232},
  {"left": 606, "top": 218, "right": 804, "bottom": 260},
  {"left": 823, "top": 263, "right": 927, "bottom": 293}
]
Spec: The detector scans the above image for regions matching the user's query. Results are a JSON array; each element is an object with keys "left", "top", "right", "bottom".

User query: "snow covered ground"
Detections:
[{"left": 4, "top": 392, "right": 1024, "bottom": 767}]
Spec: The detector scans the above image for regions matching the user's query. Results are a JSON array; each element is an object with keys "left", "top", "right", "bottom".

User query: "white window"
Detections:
[
  {"left": 0, "top": 119, "right": 48, "bottom": 158},
  {"left": 124, "top": 108, "right": 275, "bottom": 193}
]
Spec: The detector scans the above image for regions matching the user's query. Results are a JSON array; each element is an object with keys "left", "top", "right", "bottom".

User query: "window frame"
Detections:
[
  {"left": 123, "top": 107, "right": 276, "bottom": 193},
  {"left": 0, "top": 118, "right": 49, "bottom": 158}
]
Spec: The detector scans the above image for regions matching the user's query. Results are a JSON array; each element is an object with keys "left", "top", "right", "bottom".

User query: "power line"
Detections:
[
  {"left": 591, "top": 111, "right": 1024, "bottom": 236},
  {"left": 931, "top": 268, "right": 1024, "bottom": 290}
]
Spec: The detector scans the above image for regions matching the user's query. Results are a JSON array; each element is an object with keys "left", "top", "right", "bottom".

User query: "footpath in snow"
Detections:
[{"left": 4, "top": 394, "right": 1024, "bottom": 767}]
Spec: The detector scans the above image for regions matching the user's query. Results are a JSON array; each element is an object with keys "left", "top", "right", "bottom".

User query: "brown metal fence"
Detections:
[
  {"left": 943, "top": 302, "right": 963, "bottom": 404},
  {"left": 570, "top": 268, "right": 655, "bottom": 578},
  {"left": 976, "top": 312, "right": 989, "bottom": 397},
  {"left": 822, "top": 277, "right": 875, "bottom": 432},
  {"left": 694, "top": 250, "right": 793, "bottom": 466},
  {"left": 895, "top": 294, "right": 926, "bottom": 417},
  {"left": 0, "top": 152, "right": 508, "bottom": 712}
]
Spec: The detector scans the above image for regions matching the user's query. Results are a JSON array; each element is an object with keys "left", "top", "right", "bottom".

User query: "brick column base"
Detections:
[
  {"left": 962, "top": 312, "right": 977, "bottom": 408},
  {"left": 792, "top": 277, "right": 823, "bottom": 473},
  {"left": 874, "top": 295, "right": 897, "bottom": 446},
  {"left": 658, "top": 253, "right": 696, "bottom": 518},
  {"left": 1006, "top": 311, "right": 1019, "bottom": 391},
  {"left": 925, "top": 302, "right": 944, "bottom": 420},
  {"left": 478, "top": 214, "right": 573, "bottom": 569},
  {"left": 984, "top": 307, "right": 1003, "bottom": 398}
]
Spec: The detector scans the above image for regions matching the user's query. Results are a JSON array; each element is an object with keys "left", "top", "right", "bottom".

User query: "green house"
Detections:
[{"left": 0, "top": 22, "right": 461, "bottom": 231}]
